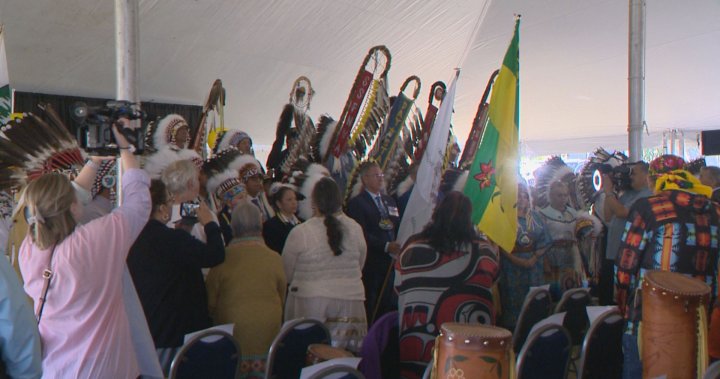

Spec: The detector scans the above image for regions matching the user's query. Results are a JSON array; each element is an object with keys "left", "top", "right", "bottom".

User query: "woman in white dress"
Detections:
[{"left": 282, "top": 177, "right": 367, "bottom": 353}]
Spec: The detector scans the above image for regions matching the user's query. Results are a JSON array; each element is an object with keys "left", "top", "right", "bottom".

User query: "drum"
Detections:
[
  {"left": 641, "top": 270, "right": 711, "bottom": 379},
  {"left": 432, "top": 323, "right": 513, "bottom": 379},
  {"left": 305, "top": 343, "right": 354, "bottom": 366}
]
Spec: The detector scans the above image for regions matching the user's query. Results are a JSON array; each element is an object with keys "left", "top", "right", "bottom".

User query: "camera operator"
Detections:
[
  {"left": 598, "top": 161, "right": 652, "bottom": 305},
  {"left": 18, "top": 119, "right": 150, "bottom": 378}
]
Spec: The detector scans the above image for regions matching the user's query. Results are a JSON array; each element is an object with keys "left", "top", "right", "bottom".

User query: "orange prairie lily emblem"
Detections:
[{"left": 473, "top": 160, "right": 495, "bottom": 190}]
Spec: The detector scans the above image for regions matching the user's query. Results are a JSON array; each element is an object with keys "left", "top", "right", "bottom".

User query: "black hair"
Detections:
[
  {"left": 272, "top": 186, "right": 296, "bottom": 212},
  {"left": 312, "top": 177, "right": 344, "bottom": 256},
  {"left": 419, "top": 191, "right": 477, "bottom": 252}
]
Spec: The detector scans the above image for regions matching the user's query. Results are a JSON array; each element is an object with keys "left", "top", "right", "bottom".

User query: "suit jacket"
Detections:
[{"left": 346, "top": 191, "right": 400, "bottom": 273}]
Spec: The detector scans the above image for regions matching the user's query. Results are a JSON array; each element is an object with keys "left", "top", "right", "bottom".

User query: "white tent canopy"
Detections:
[{"left": 1, "top": 0, "right": 718, "bottom": 157}]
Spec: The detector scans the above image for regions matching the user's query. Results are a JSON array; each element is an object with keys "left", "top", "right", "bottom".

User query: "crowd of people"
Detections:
[{"left": 1, "top": 107, "right": 720, "bottom": 379}]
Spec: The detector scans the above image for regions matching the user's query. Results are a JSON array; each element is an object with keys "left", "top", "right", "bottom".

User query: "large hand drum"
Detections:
[
  {"left": 641, "top": 270, "right": 711, "bottom": 379},
  {"left": 433, "top": 323, "right": 513, "bottom": 379},
  {"left": 305, "top": 343, "right": 353, "bottom": 366}
]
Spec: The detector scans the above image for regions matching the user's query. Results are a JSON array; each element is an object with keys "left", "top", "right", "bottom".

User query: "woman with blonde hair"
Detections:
[{"left": 19, "top": 123, "right": 151, "bottom": 378}]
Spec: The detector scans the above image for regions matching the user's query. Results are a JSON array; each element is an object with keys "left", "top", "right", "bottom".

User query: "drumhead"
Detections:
[
  {"left": 644, "top": 270, "right": 710, "bottom": 297},
  {"left": 307, "top": 344, "right": 353, "bottom": 359},
  {"left": 441, "top": 323, "right": 512, "bottom": 340}
]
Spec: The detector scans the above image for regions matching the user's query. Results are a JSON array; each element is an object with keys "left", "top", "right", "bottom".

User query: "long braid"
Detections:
[{"left": 313, "top": 177, "right": 345, "bottom": 256}]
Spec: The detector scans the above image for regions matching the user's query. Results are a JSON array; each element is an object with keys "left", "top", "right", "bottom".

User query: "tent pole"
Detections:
[
  {"left": 114, "top": 0, "right": 140, "bottom": 202},
  {"left": 628, "top": 0, "right": 646, "bottom": 161},
  {"left": 115, "top": 0, "right": 139, "bottom": 103}
]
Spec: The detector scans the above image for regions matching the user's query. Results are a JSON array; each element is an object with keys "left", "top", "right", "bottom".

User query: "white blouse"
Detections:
[{"left": 282, "top": 213, "right": 367, "bottom": 300}]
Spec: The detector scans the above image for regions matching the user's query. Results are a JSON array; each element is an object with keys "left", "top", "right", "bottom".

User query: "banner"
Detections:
[{"left": 396, "top": 72, "right": 458, "bottom": 245}]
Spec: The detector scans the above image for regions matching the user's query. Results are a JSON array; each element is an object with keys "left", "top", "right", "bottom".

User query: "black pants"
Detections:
[
  {"left": 598, "top": 258, "right": 617, "bottom": 305},
  {"left": 363, "top": 265, "right": 397, "bottom": 326}
]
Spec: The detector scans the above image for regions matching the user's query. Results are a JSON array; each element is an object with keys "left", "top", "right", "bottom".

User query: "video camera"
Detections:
[
  {"left": 593, "top": 163, "right": 633, "bottom": 192},
  {"left": 72, "top": 101, "right": 147, "bottom": 155}
]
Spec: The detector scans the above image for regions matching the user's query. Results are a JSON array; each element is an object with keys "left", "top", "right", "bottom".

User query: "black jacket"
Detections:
[
  {"left": 346, "top": 191, "right": 400, "bottom": 273},
  {"left": 127, "top": 219, "right": 225, "bottom": 348},
  {"left": 263, "top": 215, "right": 300, "bottom": 254}
]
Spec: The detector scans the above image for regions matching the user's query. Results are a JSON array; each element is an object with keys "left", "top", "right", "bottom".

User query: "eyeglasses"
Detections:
[{"left": 364, "top": 173, "right": 384, "bottom": 179}]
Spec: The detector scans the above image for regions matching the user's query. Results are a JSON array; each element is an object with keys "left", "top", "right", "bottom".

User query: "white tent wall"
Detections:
[{"left": 0, "top": 0, "right": 719, "bottom": 158}]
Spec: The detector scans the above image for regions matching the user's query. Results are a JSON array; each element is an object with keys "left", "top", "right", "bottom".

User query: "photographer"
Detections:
[
  {"left": 599, "top": 161, "right": 652, "bottom": 305},
  {"left": 18, "top": 119, "right": 150, "bottom": 378},
  {"left": 127, "top": 179, "right": 225, "bottom": 375}
]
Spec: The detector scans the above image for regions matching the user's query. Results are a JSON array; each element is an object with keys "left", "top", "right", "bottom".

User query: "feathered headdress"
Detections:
[
  {"left": 533, "top": 156, "right": 577, "bottom": 209},
  {"left": 0, "top": 104, "right": 85, "bottom": 190},
  {"left": 203, "top": 147, "right": 252, "bottom": 204},
  {"left": 286, "top": 160, "right": 330, "bottom": 220},
  {"left": 576, "top": 148, "right": 628, "bottom": 209},
  {"left": 142, "top": 146, "right": 202, "bottom": 179},
  {"left": 144, "top": 114, "right": 190, "bottom": 152},
  {"left": 312, "top": 115, "right": 338, "bottom": 164},
  {"left": 213, "top": 130, "right": 252, "bottom": 155},
  {"left": 91, "top": 159, "right": 118, "bottom": 202}
]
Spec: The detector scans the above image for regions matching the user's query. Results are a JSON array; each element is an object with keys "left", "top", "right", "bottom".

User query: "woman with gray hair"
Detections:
[
  {"left": 160, "top": 159, "right": 218, "bottom": 242},
  {"left": 206, "top": 201, "right": 286, "bottom": 379}
]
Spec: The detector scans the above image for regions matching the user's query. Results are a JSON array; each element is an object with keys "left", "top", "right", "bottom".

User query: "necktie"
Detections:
[
  {"left": 251, "top": 197, "right": 260, "bottom": 207},
  {"left": 375, "top": 195, "right": 388, "bottom": 218}
]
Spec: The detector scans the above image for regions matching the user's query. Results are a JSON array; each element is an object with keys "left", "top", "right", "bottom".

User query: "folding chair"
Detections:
[
  {"left": 577, "top": 308, "right": 624, "bottom": 379},
  {"left": 554, "top": 287, "right": 591, "bottom": 314},
  {"left": 265, "top": 318, "right": 331, "bottom": 379},
  {"left": 513, "top": 286, "right": 553, "bottom": 354},
  {"left": 168, "top": 329, "right": 241, "bottom": 379},
  {"left": 358, "top": 311, "right": 398, "bottom": 379},
  {"left": 516, "top": 323, "right": 572, "bottom": 379}
]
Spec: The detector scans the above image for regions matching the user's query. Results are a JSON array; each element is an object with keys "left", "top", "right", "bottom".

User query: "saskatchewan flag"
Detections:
[
  {"left": 462, "top": 18, "right": 520, "bottom": 252},
  {"left": 0, "top": 25, "right": 11, "bottom": 125}
]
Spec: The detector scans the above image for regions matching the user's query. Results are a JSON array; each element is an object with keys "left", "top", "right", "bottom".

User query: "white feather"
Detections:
[
  {"left": 297, "top": 163, "right": 330, "bottom": 220},
  {"left": 318, "top": 119, "right": 337, "bottom": 162}
]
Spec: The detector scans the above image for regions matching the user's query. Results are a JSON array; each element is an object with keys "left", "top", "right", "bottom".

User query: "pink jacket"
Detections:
[{"left": 20, "top": 169, "right": 151, "bottom": 379}]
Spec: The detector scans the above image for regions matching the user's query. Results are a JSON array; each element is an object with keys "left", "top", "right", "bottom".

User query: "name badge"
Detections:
[
  {"left": 379, "top": 218, "right": 394, "bottom": 231},
  {"left": 388, "top": 206, "right": 399, "bottom": 217}
]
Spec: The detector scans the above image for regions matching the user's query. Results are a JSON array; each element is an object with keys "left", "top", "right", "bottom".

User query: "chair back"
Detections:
[
  {"left": 265, "top": 318, "right": 331, "bottom": 379},
  {"left": 554, "top": 287, "right": 591, "bottom": 314},
  {"left": 358, "top": 311, "right": 399, "bottom": 379},
  {"left": 513, "top": 287, "right": 553, "bottom": 353},
  {"left": 516, "top": 323, "right": 572, "bottom": 379},
  {"left": 168, "top": 330, "right": 240, "bottom": 379},
  {"left": 307, "top": 365, "right": 366, "bottom": 379},
  {"left": 557, "top": 288, "right": 591, "bottom": 346},
  {"left": 577, "top": 308, "right": 624, "bottom": 379}
]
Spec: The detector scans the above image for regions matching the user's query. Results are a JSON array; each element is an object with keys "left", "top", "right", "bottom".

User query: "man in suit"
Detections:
[{"left": 347, "top": 161, "right": 401, "bottom": 325}]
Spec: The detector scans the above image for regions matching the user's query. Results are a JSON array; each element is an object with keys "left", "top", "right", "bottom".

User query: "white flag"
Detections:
[
  {"left": 0, "top": 25, "right": 12, "bottom": 125},
  {"left": 396, "top": 71, "right": 459, "bottom": 245}
]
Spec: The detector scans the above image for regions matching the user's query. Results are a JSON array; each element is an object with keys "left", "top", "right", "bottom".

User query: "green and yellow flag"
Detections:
[{"left": 463, "top": 18, "right": 520, "bottom": 252}]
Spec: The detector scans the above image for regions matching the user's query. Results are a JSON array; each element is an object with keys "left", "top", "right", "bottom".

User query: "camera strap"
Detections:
[{"left": 35, "top": 244, "right": 58, "bottom": 323}]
